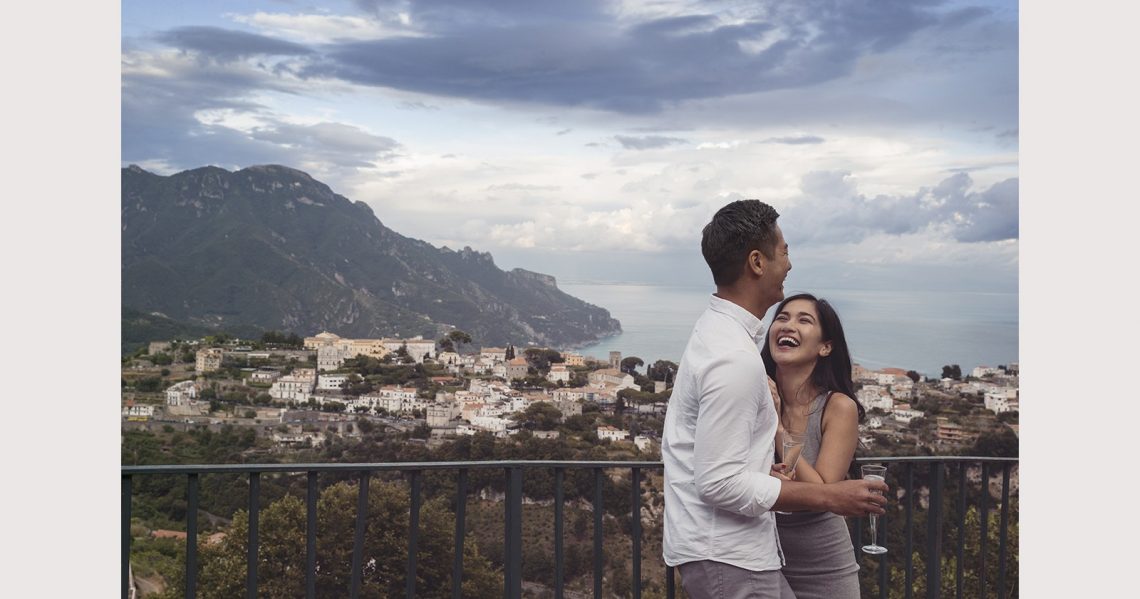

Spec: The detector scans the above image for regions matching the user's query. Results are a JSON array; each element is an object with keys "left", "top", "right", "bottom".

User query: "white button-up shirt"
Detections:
[{"left": 662, "top": 294, "right": 784, "bottom": 571}]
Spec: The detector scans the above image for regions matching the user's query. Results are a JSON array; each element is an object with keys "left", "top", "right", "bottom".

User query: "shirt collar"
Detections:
[{"left": 708, "top": 294, "right": 769, "bottom": 343}]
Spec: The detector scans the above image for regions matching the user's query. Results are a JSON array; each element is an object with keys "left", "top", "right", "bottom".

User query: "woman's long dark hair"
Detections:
[{"left": 761, "top": 293, "right": 865, "bottom": 423}]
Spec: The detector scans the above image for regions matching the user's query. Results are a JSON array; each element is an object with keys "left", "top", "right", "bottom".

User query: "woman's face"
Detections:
[{"left": 768, "top": 298, "right": 832, "bottom": 366}]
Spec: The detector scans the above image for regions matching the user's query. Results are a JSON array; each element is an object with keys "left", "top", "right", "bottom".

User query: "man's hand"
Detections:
[
  {"left": 767, "top": 376, "right": 781, "bottom": 413},
  {"left": 823, "top": 478, "right": 889, "bottom": 517}
]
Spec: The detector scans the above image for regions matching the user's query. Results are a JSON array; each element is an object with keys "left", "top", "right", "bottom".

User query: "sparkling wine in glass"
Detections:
[
  {"left": 774, "top": 430, "right": 806, "bottom": 515},
  {"left": 781, "top": 430, "right": 806, "bottom": 478},
  {"left": 861, "top": 464, "right": 888, "bottom": 555}
]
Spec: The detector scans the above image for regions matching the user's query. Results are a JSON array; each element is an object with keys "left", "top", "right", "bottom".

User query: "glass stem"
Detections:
[{"left": 869, "top": 514, "right": 878, "bottom": 545}]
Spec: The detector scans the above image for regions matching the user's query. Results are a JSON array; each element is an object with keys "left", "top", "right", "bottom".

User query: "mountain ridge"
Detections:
[{"left": 121, "top": 164, "right": 622, "bottom": 348}]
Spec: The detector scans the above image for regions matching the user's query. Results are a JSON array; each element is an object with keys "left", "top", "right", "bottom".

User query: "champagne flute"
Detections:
[
  {"left": 774, "top": 430, "right": 806, "bottom": 515},
  {"left": 861, "top": 464, "right": 888, "bottom": 555},
  {"left": 781, "top": 430, "right": 806, "bottom": 478}
]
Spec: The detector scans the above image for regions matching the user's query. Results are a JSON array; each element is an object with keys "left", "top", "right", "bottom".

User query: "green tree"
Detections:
[
  {"left": 194, "top": 481, "right": 500, "bottom": 598},
  {"left": 620, "top": 356, "right": 644, "bottom": 375},
  {"left": 447, "top": 330, "right": 473, "bottom": 354},
  {"left": 437, "top": 337, "right": 455, "bottom": 353},
  {"left": 941, "top": 364, "right": 962, "bottom": 380},
  {"left": 970, "top": 426, "right": 1019, "bottom": 457},
  {"left": 512, "top": 401, "right": 564, "bottom": 431}
]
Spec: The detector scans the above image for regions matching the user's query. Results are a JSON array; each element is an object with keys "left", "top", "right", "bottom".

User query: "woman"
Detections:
[{"left": 761, "top": 293, "right": 866, "bottom": 599}]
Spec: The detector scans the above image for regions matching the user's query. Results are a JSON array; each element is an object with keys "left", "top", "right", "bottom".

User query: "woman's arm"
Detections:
[
  {"left": 783, "top": 393, "right": 861, "bottom": 484},
  {"left": 811, "top": 393, "right": 861, "bottom": 483}
]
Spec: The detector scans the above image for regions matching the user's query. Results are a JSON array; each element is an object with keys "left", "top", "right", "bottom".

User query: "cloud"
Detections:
[
  {"left": 615, "top": 135, "right": 687, "bottom": 150},
  {"left": 298, "top": 1, "right": 972, "bottom": 114},
  {"left": 155, "top": 26, "right": 314, "bottom": 62},
  {"left": 779, "top": 171, "right": 1019, "bottom": 245},
  {"left": 398, "top": 101, "right": 440, "bottom": 110},
  {"left": 121, "top": 50, "right": 398, "bottom": 176},
  {"left": 248, "top": 122, "right": 400, "bottom": 167},
  {"left": 486, "top": 183, "right": 560, "bottom": 192},
  {"left": 765, "top": 134, "right": 825, "bottom": 145}
]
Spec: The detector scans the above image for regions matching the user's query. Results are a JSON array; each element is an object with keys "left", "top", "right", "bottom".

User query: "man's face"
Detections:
[{"left": 758, "top": 224, "right": 791, "bottom": 309}]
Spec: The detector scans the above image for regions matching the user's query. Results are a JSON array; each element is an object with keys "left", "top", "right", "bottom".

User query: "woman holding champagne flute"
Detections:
[{"left": 761, "top": 293, "right": 867, "bottom": 599}]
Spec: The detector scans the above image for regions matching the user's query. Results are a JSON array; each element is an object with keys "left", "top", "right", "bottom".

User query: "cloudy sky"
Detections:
[{"left": 121, "top": 0, "right": 1018, "bottom": 290}]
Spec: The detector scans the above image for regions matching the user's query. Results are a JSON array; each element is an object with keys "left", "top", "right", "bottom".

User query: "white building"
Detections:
[
  {"left": 481, "top": 347, "right": 508, "bottom": 362},
  {"left": 249, "top": 369, "right": 281, "bottom": 384},
  {"left": 892, "top": 404, "right": 926, "bottom": 424},
  {"left": 270, "top": 372, "right": 316, "bottom": 402},
  {"left": 589, "top": 369, "right": 637, "bottom": 391},
  {"left": 634, "top": 435, "right": 654, "bottom": 452},
  {"left": 858, "top": 385, "right": 894, "bottom": 413},
  {"left": 985, "top": 390, "right": 1020, "bottom": 414},
  {"left": 122, "top": 403, "right": 156, "bottom": 418},
  {"left": 317, "top": 345, "right": 346, "bottom": 372},
  {"left": 317, "top": 374, "right": 349, "bottom": 391},
  {"left": 195, "top": 348, "right": 224, "bottom": 373},
  {"left": 547, "top": 364, "right": 571, "bottom": 384},
  {"left": 597, "top": 426, "right": 629, "bottom": 442},
  {"left": 165, "top": 380, "right": 199, "bottom": 406},
  {"left": 471, "top": 416, "right": 513, "bottom": 434},
  {"left": 972, "top": 365, "right": 1004, "bottom": 379},
  {"left": 427, "top": 404, "right": 461, "bottom": 427},
  {"left": 437, "top": 351, "right": 462, "bottom": 367},
  {"left": 382, "top": 336, "right": 437, "bottom": 363}
]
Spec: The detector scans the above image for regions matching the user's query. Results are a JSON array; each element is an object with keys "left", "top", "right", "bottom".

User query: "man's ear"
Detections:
[{"left": 748, "top": 249, "right": 765, "bottom": 277}]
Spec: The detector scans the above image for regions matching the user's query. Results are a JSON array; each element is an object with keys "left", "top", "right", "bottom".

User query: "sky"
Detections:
[{"left": 120, "top": 0, "right": 1019, "bottom": 291}]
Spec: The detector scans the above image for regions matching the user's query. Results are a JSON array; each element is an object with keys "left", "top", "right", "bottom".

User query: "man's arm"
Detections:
[
  {"left": 691, "top": 350, "right": 782, "bottom": 517},
  {"left": 771, "top": 478, "right": 889, "bottom": 517}
]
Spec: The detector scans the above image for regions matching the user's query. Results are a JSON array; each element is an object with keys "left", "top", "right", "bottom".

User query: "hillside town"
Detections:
[{"left": 121, "top": 330, "right": 1019, "bottom": 457}]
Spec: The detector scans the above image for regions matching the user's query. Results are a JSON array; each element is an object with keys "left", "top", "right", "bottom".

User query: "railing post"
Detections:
[
  {"left": 593, "top": 467, "right": 604, "bottom": 599},
  {"left": 631, "top": 467, "right": 642, "bottom": 599},
  {"left": 504, "top": 467, "right": 523, "bottom": 599},
  {"left": 407, "top": 470, "right": 422, "bottom": 599},
  {"left": 452, "top": 469, "right": 468, "bottom": 599},
  {"left": 997, "top": 463, "right": 1011, "bottom": 599},
  {"left": 956, "top": 463, "right": 967, "bottom": 599},
  {"left": 186, "top": 473, "right": 199, "bottom": 599},
  {"left": 554, "top": 467, "right": 565, "bottom": 599},
  {"left": 878, "top": 510, "right": 889, "bottom": 599},
  {"left": 306, "top": 471, "right": 318, "bottom": 599},
  {"left": 246, "top": 472, "right": 260, "bottom": 599},
  {"left": 904, "top": 462, "right": 914, "bottom": 599},
  {"left": 979, "top": 462, "right": 990, "bottom": 599},
  {"left": 925, "top": 461, "right": 943, "bottom": 599},
  {"left": 350, "top": 471, "right": 369, "bottom": 598},
  {"left": 666, "top": 565, "right": 675, "bottom": 599},
  {"left": 122, "top": 475, "right": 132, "bottom": 599}
]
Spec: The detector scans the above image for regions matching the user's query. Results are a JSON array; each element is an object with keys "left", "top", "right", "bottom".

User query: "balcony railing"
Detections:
[{"left": 122, "top": 456, "right": 1017, "bottom": 599}]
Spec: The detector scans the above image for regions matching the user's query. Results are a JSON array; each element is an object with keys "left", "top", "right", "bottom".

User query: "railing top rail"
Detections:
[
  {"left": 854, "top": 456, "right": 1019, "bottom": 464},
  {"left": 122, "top": 456, "right": 1016, "bottom": 475}
]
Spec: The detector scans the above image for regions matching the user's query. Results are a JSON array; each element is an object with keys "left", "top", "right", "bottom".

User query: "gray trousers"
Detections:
[{"left": 678, "top": 560, "right": 797, "bottom": 599}]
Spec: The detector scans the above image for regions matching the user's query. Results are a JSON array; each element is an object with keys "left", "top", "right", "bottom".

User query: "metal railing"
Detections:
[{"left": 122, "top": 456, "right": 1017, "bottom": 599}]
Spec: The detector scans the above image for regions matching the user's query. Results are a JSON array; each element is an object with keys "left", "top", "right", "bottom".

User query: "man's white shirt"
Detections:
[{"left": 662, "top": 294, "right": 784, "bottom": 571}]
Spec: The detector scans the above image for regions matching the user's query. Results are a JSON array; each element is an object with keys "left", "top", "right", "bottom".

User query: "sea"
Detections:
[{"left": 558, "top": 283, "right": 1018, "bottom": 379}]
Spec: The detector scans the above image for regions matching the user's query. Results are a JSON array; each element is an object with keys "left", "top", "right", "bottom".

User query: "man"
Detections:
[{"left": 662, "top": 200, "right": 888, "bottom": 598}]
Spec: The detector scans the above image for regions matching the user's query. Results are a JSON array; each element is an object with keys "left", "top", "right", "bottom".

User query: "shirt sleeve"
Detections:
[{"left": 692, "top": 349, "right": 782, "bottom": 516}]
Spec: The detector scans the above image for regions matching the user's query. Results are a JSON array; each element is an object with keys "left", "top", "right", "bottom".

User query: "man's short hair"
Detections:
[{"left": 700, "top": 199, "right": 781, "bottom": 287}]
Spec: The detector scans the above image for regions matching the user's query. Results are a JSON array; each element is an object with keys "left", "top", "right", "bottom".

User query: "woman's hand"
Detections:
[
  {"left": 768, "top": 376, "right": 782, "bottom": 414},
  {"left": 770, "top": 463, "right": 793, "bottom": 482}
]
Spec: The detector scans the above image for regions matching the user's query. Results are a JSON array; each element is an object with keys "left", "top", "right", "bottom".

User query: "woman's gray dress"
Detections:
[{"left": 776, "top": 391, "right": 861, "bottom": 599}]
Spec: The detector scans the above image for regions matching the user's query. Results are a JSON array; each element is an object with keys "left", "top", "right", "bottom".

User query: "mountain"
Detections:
[{"left": 121, "top": 165, "right": 621, "bottom": 348}]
